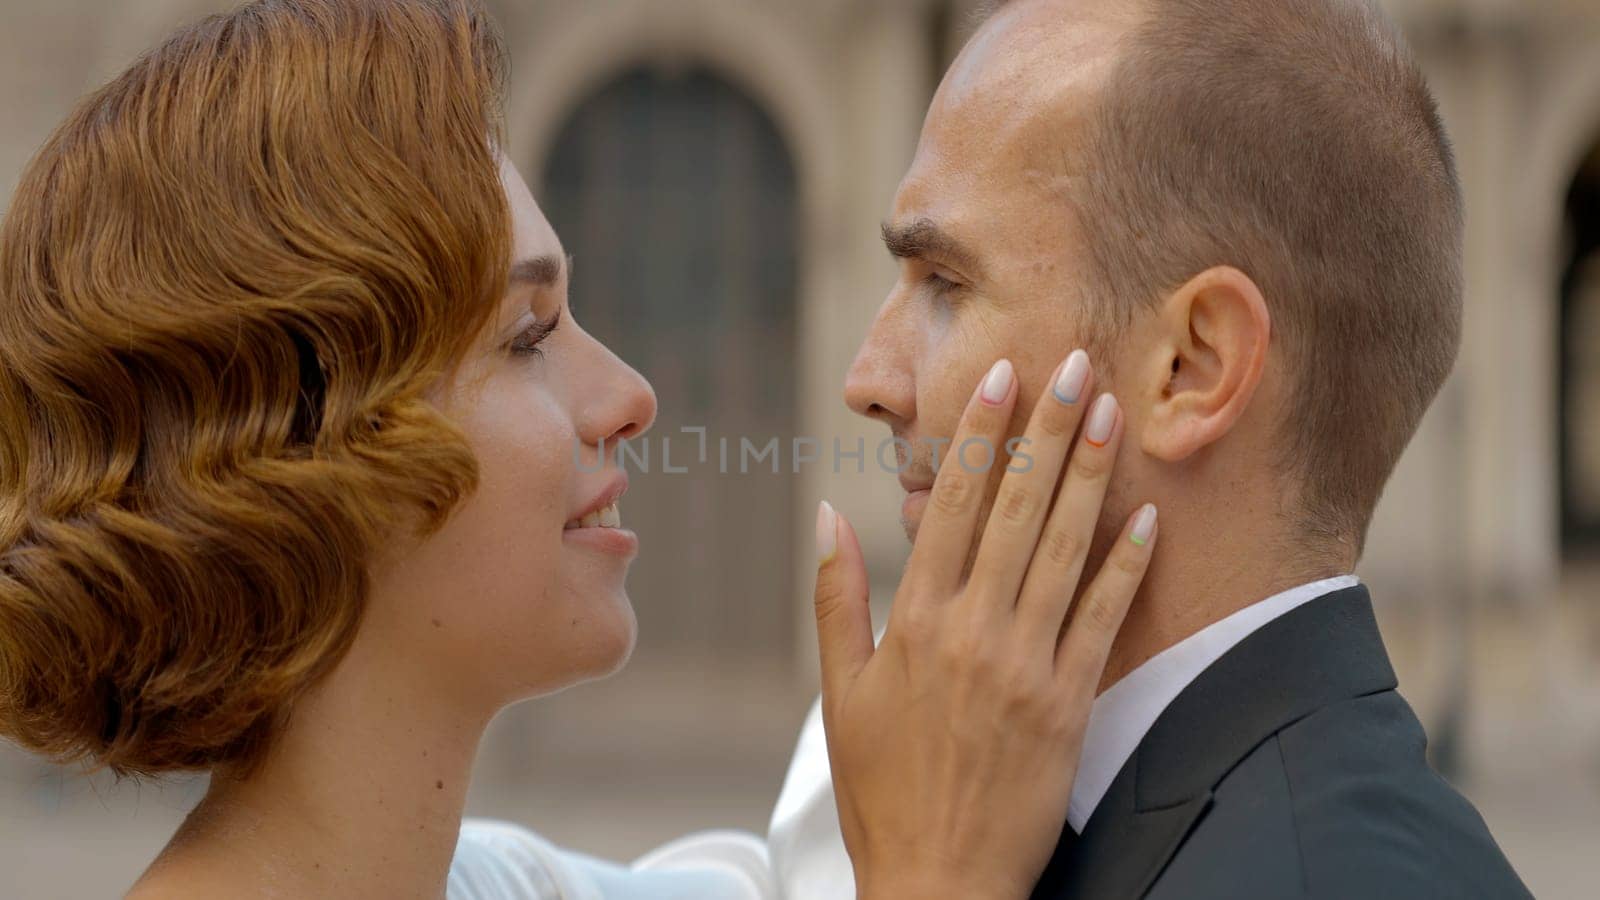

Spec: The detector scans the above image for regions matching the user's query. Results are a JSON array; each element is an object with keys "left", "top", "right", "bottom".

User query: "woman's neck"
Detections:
[{"left": 135, "top": 633, "right": 495, "bottom": 900}]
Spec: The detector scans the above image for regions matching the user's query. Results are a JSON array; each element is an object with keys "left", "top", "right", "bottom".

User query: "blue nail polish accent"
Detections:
[{"left": 1053, "top": 351, "right": 1090, "bottom": 405}]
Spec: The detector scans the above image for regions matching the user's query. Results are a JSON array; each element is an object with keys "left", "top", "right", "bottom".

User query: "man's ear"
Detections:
[{"left": 1139, "top": 266, "right": 1271, "bottom": 462}]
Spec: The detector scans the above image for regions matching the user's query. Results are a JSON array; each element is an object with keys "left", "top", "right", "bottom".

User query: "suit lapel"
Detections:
[
  {"left": 1031, "top": 768, "right": 1211, "bottom": 900},
  {"left": 1032, "top": 585, "right": 1398, "bottom": 899}
]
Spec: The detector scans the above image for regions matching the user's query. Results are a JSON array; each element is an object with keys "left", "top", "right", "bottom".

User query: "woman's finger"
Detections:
[
  {"left": 902, "top": 358, "right": 1017, "bottom": 596},
  {"left": 1054, "top": 503, "right": 1158, "bottom": 690},
  {"left": 1014, "top": 392, "right": 1124, "bottom": 644},
  {"left": 814, "top": 502, "right": 874, "bottom": 705},
  {"left": 966, "top": 350, "right": 1093, "bottom": 609}
]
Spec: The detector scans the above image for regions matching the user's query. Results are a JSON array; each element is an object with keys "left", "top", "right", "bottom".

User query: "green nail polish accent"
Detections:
[{"left": 1129, "top": 503, "right": 1158, "bottom": 546}]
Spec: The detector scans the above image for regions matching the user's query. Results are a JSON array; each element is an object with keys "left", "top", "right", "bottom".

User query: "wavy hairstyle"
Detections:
[{"left": 0, "top": 0, "right": 512, "bottom": 776}]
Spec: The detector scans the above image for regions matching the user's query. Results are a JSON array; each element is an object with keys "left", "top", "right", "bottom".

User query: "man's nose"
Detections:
[{"left": 844, "top": 303, "right": 914, "bottom": 426}]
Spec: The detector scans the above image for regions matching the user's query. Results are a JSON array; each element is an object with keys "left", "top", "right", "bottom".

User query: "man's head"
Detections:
[{"left": 846, "top": 0, "right": 1462, "bottom": 572}]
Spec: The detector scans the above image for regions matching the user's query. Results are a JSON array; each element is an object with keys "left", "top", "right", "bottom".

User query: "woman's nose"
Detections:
[{"left": 580, "top": 344, "right": 657, "bottom": 449}]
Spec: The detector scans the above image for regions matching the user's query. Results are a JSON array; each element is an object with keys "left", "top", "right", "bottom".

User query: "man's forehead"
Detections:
[
  {"left": 931, "top": 0, "right": 1136, "bottom": 134},
  {"left": 890, "top": 1, "right": 1133, "bottom": 247},
  {"left": 887, "top": 159, "right": 1085, "bottom": 292}
]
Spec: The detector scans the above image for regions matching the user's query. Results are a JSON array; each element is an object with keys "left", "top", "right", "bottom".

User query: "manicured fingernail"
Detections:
[
  {"left": 1085, "top": 393, "right": 1119, "bottom": 447},
  {"left": 816, "top": 501, "right": 838, "bottom": 564},
  {"left": 979, "top": 359, "right": 1014, "bottom": 406},
  {"left": 1130, "top": 503, "right": 1158, "bottom": 546},
  {"left": 1054, "top": 350, "right": 1091, "bottom": 405}
]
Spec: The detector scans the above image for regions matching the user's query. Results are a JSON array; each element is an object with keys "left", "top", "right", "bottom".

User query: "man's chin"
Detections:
[{"left": 900, "top": 511, "right": 923, "bottom": 544}]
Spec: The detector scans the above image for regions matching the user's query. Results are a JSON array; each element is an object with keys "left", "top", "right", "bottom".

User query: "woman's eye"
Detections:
[{"left": 510, "top": 311, "right": 562, "bottom": 359}]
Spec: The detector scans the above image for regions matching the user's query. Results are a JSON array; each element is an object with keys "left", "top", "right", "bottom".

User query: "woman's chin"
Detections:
[
  {"left": 565, "top": 592, "right": 639, "bottom": 682},
  {"left": 494, "top": 590, "right": 638, "bottom": 702},
  {"left": 591, "top": 595, "right": 639, "bottom": 678}
]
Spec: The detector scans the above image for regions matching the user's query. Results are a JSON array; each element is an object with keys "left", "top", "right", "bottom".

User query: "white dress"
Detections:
[
  {"left": 446, "top": 820, "right": 775, "bottom": 900},
  {"left": 446, "top": 699, "right": 851, "bottom": 900}
]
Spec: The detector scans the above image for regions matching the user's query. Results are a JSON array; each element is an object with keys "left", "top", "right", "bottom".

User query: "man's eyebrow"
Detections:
[
  {"left": 881, "top": 219, "right": 984, "bottom": 278},
  {"left": 508, "top": 254, "right": 571, "bottom": 287}
]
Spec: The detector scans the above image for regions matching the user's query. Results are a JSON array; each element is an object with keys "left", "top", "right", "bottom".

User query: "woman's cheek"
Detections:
[{"left": 467, "top": 381, "right": 574, "bottom": 509}]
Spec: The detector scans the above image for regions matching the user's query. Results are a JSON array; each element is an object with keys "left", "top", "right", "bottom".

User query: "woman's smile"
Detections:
[
  {"left": 563, "top": 472, "right": 639, "bottom": 557},
  {"left": 561, "top": 522, "right": 640, "bottom": 557}
]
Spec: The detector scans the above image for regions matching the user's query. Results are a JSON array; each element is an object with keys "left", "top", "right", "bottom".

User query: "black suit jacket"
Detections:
[{"left": 1031, "top": 585, "right": 1531, "bottom": 899}]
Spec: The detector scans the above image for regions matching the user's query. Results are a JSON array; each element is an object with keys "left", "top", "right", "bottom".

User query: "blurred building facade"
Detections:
[{"left": 2, "top": 0, "right": 1600, "bottom": 897}]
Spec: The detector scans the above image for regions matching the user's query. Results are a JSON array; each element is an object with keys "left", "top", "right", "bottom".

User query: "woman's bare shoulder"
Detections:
[{"left": 123, "top": 832, "right": 286, "bottom": 900}]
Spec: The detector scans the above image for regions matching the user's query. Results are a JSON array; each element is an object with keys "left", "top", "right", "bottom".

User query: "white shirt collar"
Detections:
[{"left": 1065, "top": 574, "right": 1361, "bottom": 833}]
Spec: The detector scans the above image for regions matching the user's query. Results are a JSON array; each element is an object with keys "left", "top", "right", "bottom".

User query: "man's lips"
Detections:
[
  {"left": 898, "top": 474, "right": 934, "bottom": 495},
  {"left": 900, "top": 475, "right": 933, "bottom": 526}
]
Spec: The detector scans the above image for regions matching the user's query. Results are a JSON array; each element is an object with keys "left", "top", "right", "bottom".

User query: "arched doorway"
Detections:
[
  {"left": 1559, "top": 136, "right": 1600, "bottom": 559},
  {"left": 539, "top": 67, "right": 800, "bottom": 667}
]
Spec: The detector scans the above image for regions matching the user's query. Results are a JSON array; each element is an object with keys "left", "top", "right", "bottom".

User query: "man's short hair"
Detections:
[{"left": 1001, "top": 0, "right": 1464, "bottom": 552}]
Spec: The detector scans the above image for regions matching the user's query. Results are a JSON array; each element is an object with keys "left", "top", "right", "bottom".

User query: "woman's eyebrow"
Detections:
[{"left": 508, "top": 253, "right": 571, "bottom": 287}]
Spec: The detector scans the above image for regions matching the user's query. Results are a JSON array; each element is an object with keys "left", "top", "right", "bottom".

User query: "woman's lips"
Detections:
[
  {"left": 562, "top": 523, "right": 639, "bottom": 557},
  {"left": 564, "top": 500, "right": 622, "bottom": 530},
  {"left": 563, "top": 496, "right": 636, "bottom": 556},
  {"left": 566, "top": 472, "right": 629, "bottom": 530}
]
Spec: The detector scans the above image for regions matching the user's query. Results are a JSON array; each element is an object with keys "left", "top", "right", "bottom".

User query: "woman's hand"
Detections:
[{"left": 813, "top": 353, "right": 1158, "bottom": 900}]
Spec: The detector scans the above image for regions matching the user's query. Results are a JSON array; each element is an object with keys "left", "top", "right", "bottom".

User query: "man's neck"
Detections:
[{"left": 1096, "top": 527, "right": 1355, "bottom": 694}]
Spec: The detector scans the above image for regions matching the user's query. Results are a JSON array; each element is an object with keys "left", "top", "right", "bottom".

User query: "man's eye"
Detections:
[
  {"left": 510, "top": 312, "right": 562, "bottom": 358},
  {"left": 922, "top": 272, "right": 962, "bottom": 295}
]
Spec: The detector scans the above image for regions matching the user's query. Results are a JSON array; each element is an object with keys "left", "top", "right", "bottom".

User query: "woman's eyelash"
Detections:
[{"left": 510, "top": 311, "right": 562, "bottom": 358}]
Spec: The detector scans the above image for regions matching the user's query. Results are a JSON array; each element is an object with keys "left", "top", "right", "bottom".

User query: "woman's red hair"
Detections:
[{"left": 0, "top": 0, "right": 512, "bottom": 776}]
